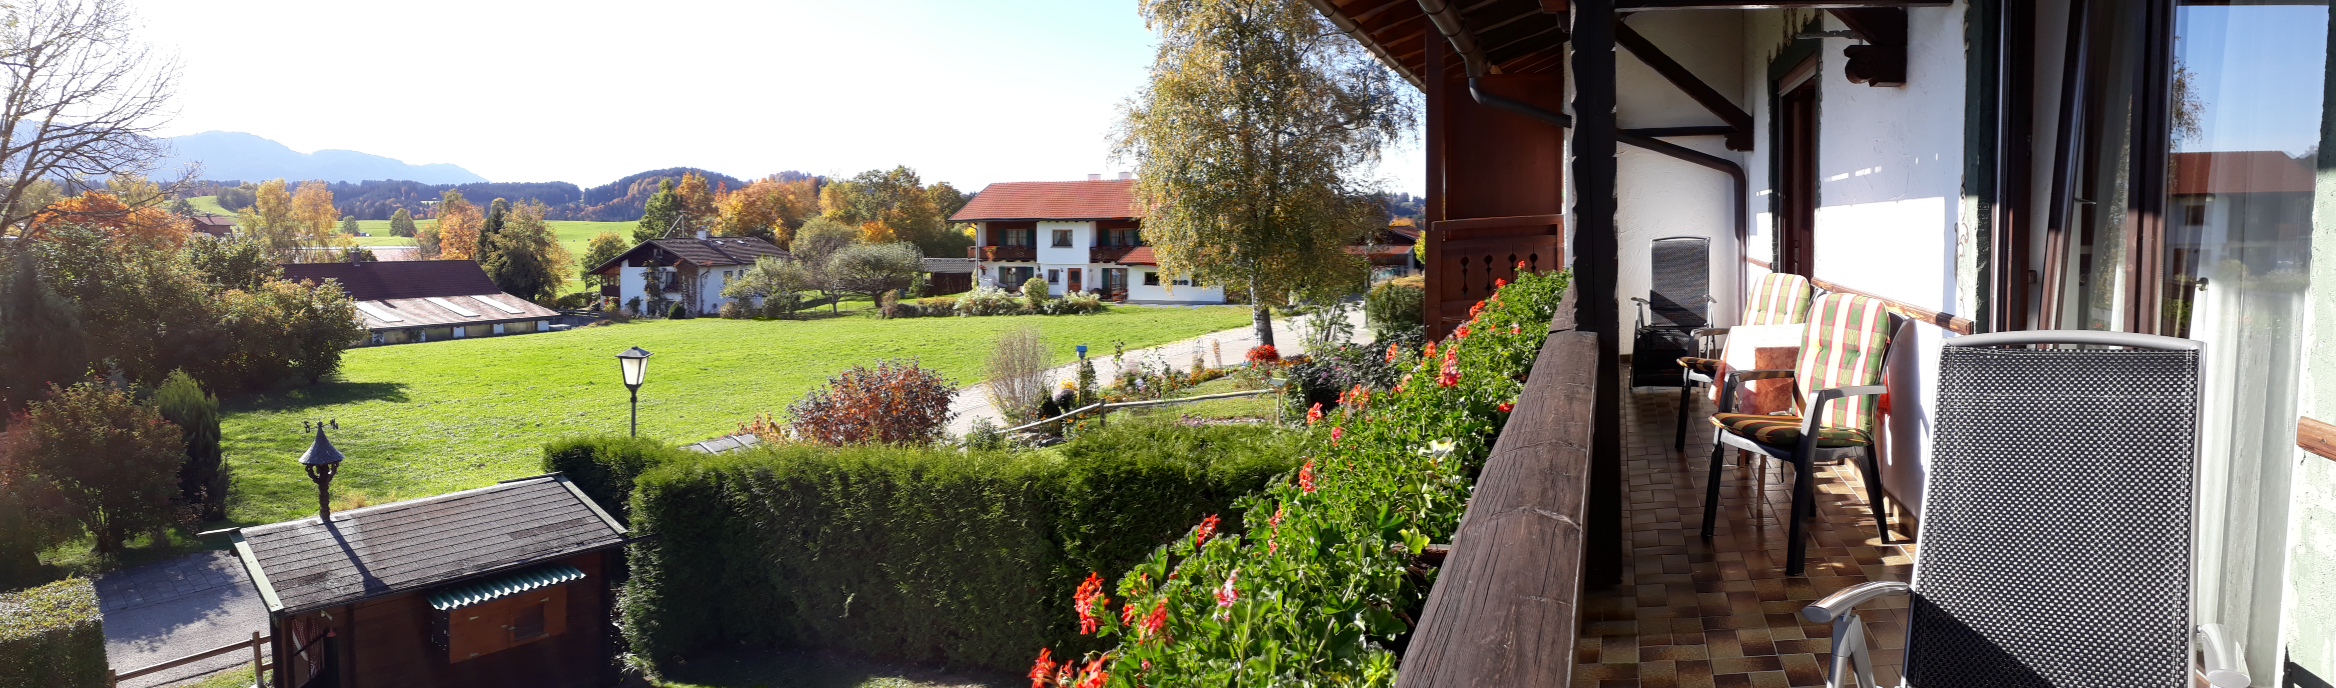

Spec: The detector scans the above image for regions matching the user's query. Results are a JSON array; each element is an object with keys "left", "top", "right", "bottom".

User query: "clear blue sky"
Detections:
[
  {"left": 2176, "top": 4, "right": 2330, "bottom": 156},
  {"left": 125, "top": 0, "right": 1426, "bottom": 194}
]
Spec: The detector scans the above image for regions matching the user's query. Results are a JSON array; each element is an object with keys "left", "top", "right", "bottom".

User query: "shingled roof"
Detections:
[
  {"left": 586, "top": 236, "right": 792, "bottom": 274},
  {"left": 282, "top": 260, "right": 503, "bottom": 301},
  {"left": 229, "top": 475, "right": 626, "bottom": 615},
  {"left": 950, "top": 180, "right": 1143, "bottom": 222}
]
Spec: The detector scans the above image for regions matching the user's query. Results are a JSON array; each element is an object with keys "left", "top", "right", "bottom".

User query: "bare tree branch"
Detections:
[{"left": 0, "top": 0, "right": 178, "bottom": 240}]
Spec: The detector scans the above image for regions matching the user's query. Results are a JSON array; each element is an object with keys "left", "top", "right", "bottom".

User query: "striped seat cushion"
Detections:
[
  {"left": 1744, "top": 273, "right": 1814, "bottom": 326},
  {"left": 1709, "top": 412, "right": 1872, "bottom": 448},
  {"left": 1677, "top": 357, "right": 1720, "bottom": 373},
  {"left": 1793, "top": 293, "right": 1894, "bottom": 436}
]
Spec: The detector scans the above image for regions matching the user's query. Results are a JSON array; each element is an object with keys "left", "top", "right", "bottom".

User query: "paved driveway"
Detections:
[
  {"left": 97, "top": 549, "right": 270, "bottom": 688},
  {"left": 947, "top": 307, "right": 1371, "bottom": 436}
]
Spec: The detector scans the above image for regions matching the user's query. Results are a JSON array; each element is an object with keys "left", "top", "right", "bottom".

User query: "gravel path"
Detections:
[
  {"left": 97, "top": 549, "right": 270, "bottom": 688},
  {"left": 946, "top": 307, "right": 1369, "bottom": 436}
]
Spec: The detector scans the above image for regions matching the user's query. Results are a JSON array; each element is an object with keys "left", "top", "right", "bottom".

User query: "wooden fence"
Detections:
[
  {"left": 108, "top": 630, "right": 270, "bottom": 687},
  {"left": 1396, "top": 293, "right": 1598, "bottom": 687}
]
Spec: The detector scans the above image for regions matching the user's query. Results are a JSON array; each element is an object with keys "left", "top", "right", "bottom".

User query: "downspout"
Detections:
[{"left": 1414, "top": 0, "right": 1746, "bottom": 273}]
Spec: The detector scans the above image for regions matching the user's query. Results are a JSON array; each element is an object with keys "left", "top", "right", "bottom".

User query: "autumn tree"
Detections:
[
  {"left": 28, "top": 191, "right": 186, "bottom": 251},
  {"left": 481, "top": 201, "right": 573, "bottom": 303},
  {"left": 1116, "top": 0, "right": 1412, "bottom": 345},
  {"left": 436, "top": 191, "right": 484, "bottom": 261},
  {"left": 388, "top": 208, "right": 416, "bottom": 237},
  {"left": 715, "top": 177, "right": 816, "bottom": 246},
  {"left": 289, "top": 181, "right": 348, "bottom": 261},
  {"left": 635, "top": 178, "right": 680, "bottom": 244},
  {"left": 674, "top": 172, "right": 717, "bottom": 235},
  {"left": 829, "top": 242, "right": 924, "bottom": 308},
  {"left": 235, "top": 179, "right": 299, "bottom": 255},
  {"left": 819, "top": 166, "right": 960, "bottom": 253},
  {"left": 13, "top": 379, "right": 185, "bottom": 553},
  {"left": 581, "top": 231, "right": 629, "bottom": 290},
  {"left": 0, "top": 0, "right": 179, "bottom": 235}
]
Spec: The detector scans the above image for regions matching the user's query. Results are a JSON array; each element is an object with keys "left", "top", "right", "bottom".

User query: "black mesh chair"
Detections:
[
  {"left": 1630, "top": 236, "right": 1710, "bottom": 387},
  {"left": 1804, "top": 330, "right": 2249, "bottom": 688}
]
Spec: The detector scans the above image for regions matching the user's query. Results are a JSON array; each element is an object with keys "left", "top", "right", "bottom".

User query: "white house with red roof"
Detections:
[{"left": 950, "top": 176, "right": 1226, "bottom": 305}]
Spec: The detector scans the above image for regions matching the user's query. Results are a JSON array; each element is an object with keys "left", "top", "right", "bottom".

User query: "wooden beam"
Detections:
[
  {"left": 1626, "top": 125, "right": 1740, "bottom": 138},
  {"left": 1614, "top": 22, "right": 1754, "bottom": 150},
  {"left": 1620, "top": 0, "right": 1947, "bottom": 8},
  {"left": 1569, "top": 0, "right": 1626, "bottom": 589},
  {"left": 2300, "top": 416, "right": 2336, "bottom": 463},
  {"left": 1831, "top": 8, "right": 1908, "bottom": 85}
]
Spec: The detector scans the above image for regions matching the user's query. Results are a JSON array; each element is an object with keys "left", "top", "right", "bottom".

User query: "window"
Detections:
[
  {"left": 446, "top": 586, "right": 569, "bottom": 663},
  {"left": 1172, "top": 279, "right": 1191, "bottom": 287},
  {"left": 1143, "top": 271, "right": 1160, "bottom": 286},
  {"left": 511, "top": 602, "right": 547, "bottom": 642},
  {"left": 1051, "top": 229, "right": 1073, "bottom": 247},
  {"left": 1046, "top": 269, "right": 1061, "bottom": 284}
]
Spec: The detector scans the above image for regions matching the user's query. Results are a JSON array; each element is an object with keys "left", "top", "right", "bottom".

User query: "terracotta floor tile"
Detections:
[{"left": 1575, "top": 384, "right": 1913, "bottom": 687}]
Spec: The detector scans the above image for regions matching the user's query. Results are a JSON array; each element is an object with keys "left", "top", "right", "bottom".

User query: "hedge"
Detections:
[
  {"left": 542, "top": 435, "right": 696, "bottom": 524},
  {"left": 0, "top": 578, "right": 107, "bottom": 688},
  {"left": 615, "top": 421, "right": 1303, "bottom": 674}
]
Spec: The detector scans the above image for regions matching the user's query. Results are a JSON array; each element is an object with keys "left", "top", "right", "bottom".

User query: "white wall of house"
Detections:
[
  {"left": 1127, "top": 267, "right": 1227, "bottom": 304},
  {"left": 1616, "top": 10, "right": 1749, "bottom": 342}
]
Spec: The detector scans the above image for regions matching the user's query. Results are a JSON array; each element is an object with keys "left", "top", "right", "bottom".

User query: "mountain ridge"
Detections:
[{"left": 160, "top": 131, "right": 489, "bottom": 185}]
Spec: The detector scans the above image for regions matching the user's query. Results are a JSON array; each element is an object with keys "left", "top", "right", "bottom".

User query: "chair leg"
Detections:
[
  {"left": 1700, "top": 436, "right": 1728, "bottom": 539},
  {"left": 1860, "top": 448, "right": 1892, "bottom": 544},
  {"left": 1785, "top": 454, "right": 1813, "bottom": 576},
  {"left": 1674, "top": 378, "right": 1695, "bottom": 450}
]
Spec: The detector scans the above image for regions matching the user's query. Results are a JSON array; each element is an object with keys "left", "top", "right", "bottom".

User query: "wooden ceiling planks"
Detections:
[{"left": 1314, "top": 0, "right": 1572, "bottom": 83}]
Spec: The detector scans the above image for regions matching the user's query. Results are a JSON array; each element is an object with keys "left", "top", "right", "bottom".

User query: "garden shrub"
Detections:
[
  {"left": 786, "top": 360, "right": 956, "bottom": 446},
  {"left": 718, "top": 302, "right": 746, "bottom": 320},
  {"left": 916, "top": 295, "right": 959, "bottom": 316},
  {"left": 1282, "top": 343, "right": 1405, "bottom": 419},
  {"left": 153, "top": 370, "right": 226, "bottom": 522},
  {"left": 1022, "top": 277, "right": 1052, "bottom": 310},
  {"left": 955, "top": 286, "right": 1021, "bottom": 317},
  {"left": 1029, "top": 267, "right": 1570, "bottom": 687},
  {"left": 0, "top": 578, "right": 107, "bottom": 688},
  {"left": 665, "top": 303, "right": 689, "bottom": 320},
  {"left": 1364, "top": 279, "right": 1425, "bottom": 343},
  {"left": 619, "top": 420, "right": 1302, "bottom": 675},
  {"left": 541, "top": 435, "right": 692, "bottom": 523}
]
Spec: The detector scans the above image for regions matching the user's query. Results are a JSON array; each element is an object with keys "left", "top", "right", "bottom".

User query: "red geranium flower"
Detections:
[
  {"left": 1330, "top": 427, "right": 1344, "bottom": 446},
  {"left": 1216, "top": 570, "right": 1240, "bottom": 608},
  {"left": 1073, "top": 572, "right": 1108, "bottom": 635},
  {"left": 1075, "top": 657, "right": 1110, "bottom": 688},
  {"left": 1386, "top": 343, "right": 1400, "bottom": 364},
  {"left": 1456, "top": 325, "right": 1471, "bottom": 339},
  {"left": 1299, "top": 460, "right": 1317, "bottom": 493},
  {"left": 1143, "top": 599, "right": 1169, "bottom": 639},
  {"left": 1194, "top": 514, "right": 1220, "bottom": 548},
  {"left": 1496, "top": 277, "right": 1508, "bottom": 289},
  {"left": 1515, "top": 260, "right": 1529, "bottom": 271},
  {"left": 1245, "top": 345, "right": 1280, "bottom": 364},
  {"left": 1424, "top": 341, "right": 1437, "bottom": 361},
  {"left": 1437, "top": 350, "right": 1462, "bottom": 388},
  {"left": 1306, "top": 402, "right": 1323, "bottom": 426},
  {"left": 1499, "top": 402, "right": 1514, "bottom": 414},
  {"left": 1030, "top": 649, "right": 1057, "bottom": 688}
]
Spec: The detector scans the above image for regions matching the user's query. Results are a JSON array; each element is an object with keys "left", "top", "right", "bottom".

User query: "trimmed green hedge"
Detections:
[
  {"left": 617, "top": 421, "right": 1302, "bottom": 674},
  {"left": 542, "top": 435, "right": 691, "bottom": 523},
  {"left": 0, "top": 578, "right": 107, "bottom": 688}
]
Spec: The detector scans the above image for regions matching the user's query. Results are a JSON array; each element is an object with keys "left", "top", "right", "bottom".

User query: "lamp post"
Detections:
[
  {"left": 617, "top": 347, "right": 652, "bottom": 437},
  {"left": 299, "top": 426, "right": 345, "bottom": 521}
]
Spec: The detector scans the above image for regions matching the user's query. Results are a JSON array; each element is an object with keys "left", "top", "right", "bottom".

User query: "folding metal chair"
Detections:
[
  {"left": 1674, "top": 271, "right": 1814, "bottom": 449},
  {"left": 1805, "top": 330, "right": 2249, "bottom": 688},
  {"left": 1698, "top": 293, "right": 1895, "bottom": 576},
  {"left": 1630, "top": 236, "right": 1711, "bottom": 388}
]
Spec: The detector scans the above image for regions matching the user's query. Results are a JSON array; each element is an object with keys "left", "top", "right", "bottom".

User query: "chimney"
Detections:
[
  {"left": 1118, "top": 172, "right": 1133, "bottom": 181},
  {"left": 697, "top": 229, "right": 710, "bottom": 240},
  {"left": 1087, "top": 174, "right": 1102, "bottom": 181}
]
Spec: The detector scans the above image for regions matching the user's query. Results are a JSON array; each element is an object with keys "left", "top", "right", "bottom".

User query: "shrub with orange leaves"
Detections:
[{"left": 27, "top": 192, "right": 187, "bottom": 251}]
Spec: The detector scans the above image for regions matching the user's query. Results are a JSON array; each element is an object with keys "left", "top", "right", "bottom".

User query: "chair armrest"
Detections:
[
  {"left": 1728, "top": 369, "right": 1797, "bottom": 382},
  {"left": 1630, "top": 296, "right": 1651, "bottom": 304},
  {"left": 1692, "top": 326, "right": 1732, "bottom": 338},
  {"left": 1801, "top": 385, "right": 1888, "bottom": 437},
  {"left": 2196, "top": 624, "right": 2249, "bottom": 688},
  {"left": 1802, "top": 581, "right": 1909, "bottom": 623}
]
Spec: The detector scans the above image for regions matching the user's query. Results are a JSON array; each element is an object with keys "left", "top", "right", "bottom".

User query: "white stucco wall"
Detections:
[
  {"left": 1615, "top": 11, "right": 1749, "bottom": 348},
  {"left": 1126, "top": 267, "right": 1227, "bottom": 304}
]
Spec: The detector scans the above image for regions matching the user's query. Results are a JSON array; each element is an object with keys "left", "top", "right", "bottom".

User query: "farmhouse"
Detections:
[
  {"left": 586, "top": 232, "right": 791, "bottom": 316},
  {"left": 225, "top": 474, "right": 628, "bottom": 688},
  {"left": 282, "top": 260, "right": 562, "bottom": 346},
  {"left": 190, "top": 213, "right": 235, "bottom": 237},
  {"left": 952, "top": 176, "right": 1225, "bottom": 304}
]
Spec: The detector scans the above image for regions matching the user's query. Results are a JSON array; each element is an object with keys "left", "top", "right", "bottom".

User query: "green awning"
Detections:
[{"left": 426, "top": 564, "right": 585, "bottom": 611}]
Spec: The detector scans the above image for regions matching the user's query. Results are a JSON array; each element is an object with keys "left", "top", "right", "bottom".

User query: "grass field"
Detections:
[
  {"left": 184, "top": 195, "right": 235, "bottom": 216},
  {"left": 217, "top": 305, "right": 1254, "bottom": 524}
]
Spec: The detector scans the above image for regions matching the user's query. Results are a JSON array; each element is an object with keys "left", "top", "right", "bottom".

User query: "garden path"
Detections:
[
  {"left": 945, "top": 307, "right": 1370, "bottom": 436},
  {"left": 95, "top": 549, "right": 269, "bottom": 687}
]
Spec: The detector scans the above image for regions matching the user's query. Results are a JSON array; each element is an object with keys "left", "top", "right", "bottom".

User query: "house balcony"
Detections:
[
  {"left": 1090, "top": 246, "right": 1139, "bottom": 264},
  {"left": 970, "top": 245, "right": 1035, "bottom": 262}
]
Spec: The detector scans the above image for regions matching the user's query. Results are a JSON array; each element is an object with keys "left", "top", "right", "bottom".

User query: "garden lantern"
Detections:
[
  {"left": 299, "top": 426, "right": 345, "bottom": 520},
  {"left": 618, "top": 347, "right": 653, "bottom": 437}
]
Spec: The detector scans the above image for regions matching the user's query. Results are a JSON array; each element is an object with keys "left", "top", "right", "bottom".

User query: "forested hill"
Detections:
[{"left": 191, "top": 168, "right": 820, "bottom": 221}]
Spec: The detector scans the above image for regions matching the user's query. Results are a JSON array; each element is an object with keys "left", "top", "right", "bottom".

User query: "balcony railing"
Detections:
[
  {"left": 1396, "top": 287, "right": 1594, "bottom": 687},
  {"left": 1424, "top": 214, "right": 1565, "bottom": 338},
  {"left": 970, "top": 246, "right": 1036, "bottom": 262},
  {"left": 1090, "top": 246, "right": 1140, "bottom": 263}
]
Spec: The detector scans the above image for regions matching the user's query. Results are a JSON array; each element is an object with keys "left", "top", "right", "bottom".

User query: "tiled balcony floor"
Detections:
[{"left": 1573, "top": 382, "right": 1916, "bottom": 688}]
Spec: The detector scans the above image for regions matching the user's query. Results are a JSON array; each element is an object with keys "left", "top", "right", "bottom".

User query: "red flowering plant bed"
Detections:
[{"left": 1026, "top": 268, "right": 1570, "bottom": 687}]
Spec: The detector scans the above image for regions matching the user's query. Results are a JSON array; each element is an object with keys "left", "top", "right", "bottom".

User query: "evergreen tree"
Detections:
[
  {"left": 634, "top": 179, "right": 681, "bottom": 244},
  {"left": 388, "top": 208, "right": 416, "bottom": 237},
  {"left": 339, "top": 215, "right": 359, "bottom": 236},
  {"left": 0, "top": 250, "right": 87, "bottom": 407},
  {"left": 152, "top": 370, "right": 225, "bottom": 522},
  {"left": 484, "top": 198, "right": 510, "bottom": 236}
]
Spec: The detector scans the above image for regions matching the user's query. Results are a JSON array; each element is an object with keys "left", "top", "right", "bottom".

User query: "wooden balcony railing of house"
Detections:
[
  {"left": 1090, "top": 246, "right": 1140, "bottom": 264},
  {"left": 970, "top": 245, "right": 1036, "bottom": 262},
  {"left": 1397, "top": 287, "right": 1597, "bottom": 687},
  {"left": 1423, "top": 214, "right": 1566, "bottom": 338}
]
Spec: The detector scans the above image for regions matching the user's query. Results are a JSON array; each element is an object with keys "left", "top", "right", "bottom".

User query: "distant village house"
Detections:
[
  {"left": 586, "top": 232, "right": 790, "bottom": 316},
  {"left": 952, "top": 175, "right": 1227, "bottom": 305},
  {"left": 283, "top": 261, "right": 563, "bottom": 346}
]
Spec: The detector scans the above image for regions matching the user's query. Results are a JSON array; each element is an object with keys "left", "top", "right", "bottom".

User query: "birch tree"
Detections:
[
  {"left": 0, "top": 0, "right": 179, "bottom": 237},
  {"left": 1116, "top": 0, "right": 1412, "bottom": 346}
]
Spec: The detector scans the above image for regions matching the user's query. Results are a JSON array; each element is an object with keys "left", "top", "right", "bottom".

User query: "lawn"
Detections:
[
  {"left": 184, "top": 195, "right": 235, "bottom": 216},
  {"left": 218, "top": 305, "right": 1254, "bottom": 524}
]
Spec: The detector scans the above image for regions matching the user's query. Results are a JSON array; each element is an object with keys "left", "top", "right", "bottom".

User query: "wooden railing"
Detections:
[
  {"left": 1396, "top": 291, "right": 1597, "bottom": 687},
  {"left": 1090, "top": 246, "right": 1140, "bottom": 263},
  {"left": 109, "top": 630, "right": 270, "bottom": 686},
  {"left": 1424, "top": 214, "right": 1566, "bottom": 338},
  {"left": 970, "top": 245, "right": 1036, "bottom": 262}
]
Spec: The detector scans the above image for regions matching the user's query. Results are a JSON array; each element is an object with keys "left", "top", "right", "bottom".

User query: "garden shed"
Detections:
[{"left": 223, "top": 475, "right": 629, "bottom": 688}]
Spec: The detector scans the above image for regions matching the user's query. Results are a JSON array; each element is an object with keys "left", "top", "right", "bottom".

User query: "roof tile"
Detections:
[{"left": 950, "top": 180, "right": 1142, "bottom": 222}]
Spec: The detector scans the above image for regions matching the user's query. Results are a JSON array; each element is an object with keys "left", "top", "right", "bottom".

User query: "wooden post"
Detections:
[
  {"left": 252, "top": 631, "right": 265, "bottom": 688},
  {"left": 1570, "top": 0, "right": 1627, "bottom": 587}
]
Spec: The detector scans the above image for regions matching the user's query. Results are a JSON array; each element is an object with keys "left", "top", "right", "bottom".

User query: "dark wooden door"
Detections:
[
  {"left": 1067, "top": 268, "right": 1083, "bottom": 294},
  {"left": 1779, "top": 77, "right": 1819, "bottom": 277}
]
